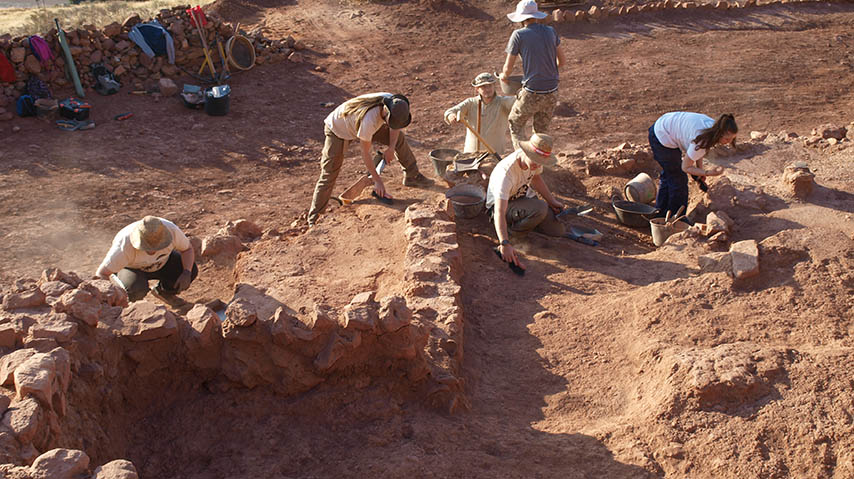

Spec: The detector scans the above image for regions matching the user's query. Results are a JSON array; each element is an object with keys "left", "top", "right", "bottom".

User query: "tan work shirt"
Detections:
[{"left": 445, "top": 94, "right": 515, "bottom": 154}]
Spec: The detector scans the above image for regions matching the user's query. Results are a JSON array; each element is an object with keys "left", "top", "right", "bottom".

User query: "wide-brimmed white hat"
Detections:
[
  {"left": 130, "top": 216, "right": 173, "bottom": 251},
  {"left": 507, "top": 0, "right": 548, "bottom": 22}
]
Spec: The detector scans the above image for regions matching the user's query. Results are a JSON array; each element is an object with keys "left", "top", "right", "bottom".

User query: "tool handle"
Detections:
[{"left": 459, "top": 117, "right": 497, "bottom": 155}]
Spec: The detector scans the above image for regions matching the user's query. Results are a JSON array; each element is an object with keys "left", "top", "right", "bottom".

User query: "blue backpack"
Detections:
[{"left": 15, "top": 95, "right": 36, "bottom": 117}]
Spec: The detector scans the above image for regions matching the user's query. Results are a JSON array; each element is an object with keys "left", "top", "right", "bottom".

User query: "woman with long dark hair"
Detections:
[
  {"left": 648, "top": 112, "right": 738, "bottom": 219},
  {"left": 308, "top": 93, "right": 431, "bottom": 226}
]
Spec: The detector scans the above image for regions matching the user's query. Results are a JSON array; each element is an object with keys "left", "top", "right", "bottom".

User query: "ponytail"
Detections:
[{"left": 693, "top": 113, "right": 738, "bottom": 150}]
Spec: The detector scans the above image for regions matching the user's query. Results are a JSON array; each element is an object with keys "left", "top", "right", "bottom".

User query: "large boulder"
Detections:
[
  {"left": 2, "top": 397, "right": 46, "bottom": 445},
  {"left": 0, "top": 348, "right": 37, "bottom": 385},
  {"left": 782, "top": 162, "right": 815, "bottom": 199},
  {"left": 341, "top": 292, "right": 378, "bottom": 331}
]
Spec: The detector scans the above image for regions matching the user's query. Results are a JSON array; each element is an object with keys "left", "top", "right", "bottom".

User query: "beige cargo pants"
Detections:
[
  {"left": 508, "top": 89, "right": 558, "bottom": 151},
  {"left": 308, "top": 125, "right": 420, "bottom": 224}
]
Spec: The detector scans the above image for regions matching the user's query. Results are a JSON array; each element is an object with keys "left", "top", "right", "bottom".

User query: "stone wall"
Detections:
[{"left": 0, "top": 5, "right": 302, "bottom": 120}]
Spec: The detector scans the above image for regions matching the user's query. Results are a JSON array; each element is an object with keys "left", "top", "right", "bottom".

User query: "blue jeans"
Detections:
[{"left": 648, "top": 125, "right": 688, "bottom": 218}]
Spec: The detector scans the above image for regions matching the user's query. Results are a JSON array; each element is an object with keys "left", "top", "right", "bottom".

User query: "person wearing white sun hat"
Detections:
[{"left": 499, "top": 0, "right": 565, "bottom": 151}]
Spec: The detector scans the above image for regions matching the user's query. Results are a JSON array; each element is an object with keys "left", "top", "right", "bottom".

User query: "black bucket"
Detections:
[{"left": 204, "top": 85, "right": 231, "bottom": 116}]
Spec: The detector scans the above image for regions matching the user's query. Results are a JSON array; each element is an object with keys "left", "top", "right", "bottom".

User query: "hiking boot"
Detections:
[{"left": 402, "top": 172, "right": 433, "bottom": 187}]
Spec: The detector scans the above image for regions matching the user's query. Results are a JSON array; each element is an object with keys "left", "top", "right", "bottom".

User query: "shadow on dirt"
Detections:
[
  {"left": 809, "top": 184, "right": 854, "bottom": 214},
  {"left": 452, "top": 230, "right": 657, "bottom": 477}
]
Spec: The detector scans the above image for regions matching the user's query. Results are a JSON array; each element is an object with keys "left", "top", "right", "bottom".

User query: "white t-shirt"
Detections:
[
  {"left": 653, "top": 112, "right": 715, "bottom": 162},
  {"left": 99, "top": 218, "right": 190, "bottom": 273},
  {"left": 486, "top": 150, "right": 539, "bottom": 209},
  {"left": 324, "top": 92, "right": 391, "bottom": 142}
]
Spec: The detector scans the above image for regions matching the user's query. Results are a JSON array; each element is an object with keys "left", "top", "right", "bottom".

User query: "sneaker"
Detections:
[{"left": 402, "top": 172, "right": 433, "bottom": 187}]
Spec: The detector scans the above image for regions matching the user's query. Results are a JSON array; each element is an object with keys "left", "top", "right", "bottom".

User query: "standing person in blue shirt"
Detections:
[
  {"left": 648, "top": 112, "right": 738, "bottom": 219},
  {"left": 499, "top": 0, "right": 565, "bottom": 151}
]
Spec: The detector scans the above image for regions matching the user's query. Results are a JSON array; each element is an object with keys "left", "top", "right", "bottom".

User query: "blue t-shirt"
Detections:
[{"left": 506, "top": 23, "right": 560, "bottom": 93}]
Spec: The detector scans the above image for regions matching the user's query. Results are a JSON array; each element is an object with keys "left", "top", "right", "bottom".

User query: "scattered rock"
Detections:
[
  {"left": 811, "top": 123, "right": 846, "bottom": 140},
  {"left": 749, "top": 130, "right": 767, "bottom": 141},
  {"left": 158, "top": 77, "right": 178, "bottom": 96},
  {"left": 2, "top": 288, "right": 46, "bottom": 310},
  {"left": 185, "top": 304, "right": 221, "bottom": 348},
  {"left": 698, "top": 251, "right": 733, "bottom": 275},
  {"left": 30, "top": 314, "right": 78, "bottom": 343},
  {"left": 92, "top": 459, "right": 139, "bottom": 479},
  {"left": 218, "top": 219, "right": 263, "bottom": 241},
  {"left": 782, "top": 162, "right": 815, "bottom": 199},
  {"left": 103, "top": 22, "right": 122, "bottom": 37},
  {"left": 29, "top": 448, "right": 90, "bottom": 479},
  {"left": 224, "top": 298, "right": 257, "bottom": 327},
  {"left": 2, "top": 397, "right": 45, "bottom": 445},
  {"left": 201, "top": 234, "right": 245, "bottom": 258},
  {"left": 730, "top": 239, "right": 759, "bottom": 279},
  {"left": 378, "top": 295, "right": 412, "bottom": 333}
]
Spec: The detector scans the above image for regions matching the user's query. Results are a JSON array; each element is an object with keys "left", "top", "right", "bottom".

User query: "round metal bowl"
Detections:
[
  {"left": 445, "top": 183, "right": 485, "bottom": 219},
  {"left": 612, "top": 196, "right": 659, "bottom": 228}
]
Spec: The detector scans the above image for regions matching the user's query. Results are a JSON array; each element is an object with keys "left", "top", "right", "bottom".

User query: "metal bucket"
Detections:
[
  {"left": 624, "top": 172, "right": 656, "bottom": 204},
  {"left": 445, "top": 183, "right": 485, "bottom": 219},
  {"left": 650, "top": 218, "right": 689, "bottom": 246},
  {"left": 496, "top": 73, "right": 523, "bottom": 96},
  {"left": 430, "top": 148, "right": 459, "bottom": 177}
]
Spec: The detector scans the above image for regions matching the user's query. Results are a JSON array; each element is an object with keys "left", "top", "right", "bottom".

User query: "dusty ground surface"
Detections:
[{"left": 2, "top": 0, "right": 854, "bottom": 477}]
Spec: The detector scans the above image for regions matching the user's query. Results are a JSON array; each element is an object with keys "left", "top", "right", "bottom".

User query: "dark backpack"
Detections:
[
  {"left": 26, "top": 76, "right": 52, "bottom": 99},
  {"left": 91, "top": 63, "right": 120, "bottom": 95},
  {"left": 15, "top": 95, "right": 37, "bottom": 117}
]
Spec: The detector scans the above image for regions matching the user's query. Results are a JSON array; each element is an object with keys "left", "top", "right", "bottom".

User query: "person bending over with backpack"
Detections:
[
  {"left": 648, "top": 112, "right": 738, "bottom": 220},
  {"left": 307, "top": 92, "right": 432, "bottom": 227},
  {"left": 96, "top": 216, "right": 198, "bottom": 302}
]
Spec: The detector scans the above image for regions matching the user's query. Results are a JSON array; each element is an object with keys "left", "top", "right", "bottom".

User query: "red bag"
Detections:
[
  {"left": 186, "top": 6, "right": 208, "bottom": 27},
  {"left": 0, "top": 52, "right": 15, "bottom": 83}
]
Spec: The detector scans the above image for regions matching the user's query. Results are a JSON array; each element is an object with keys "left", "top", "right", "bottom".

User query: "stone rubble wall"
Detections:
[
  {"left": 0, "top": 206, "right": 467, "bottom": 474},
  {"left": 0, "top": 6, "right": 303, "bottom": 121},
  {"left": 550, "top": 0, "right": 854, "bottom": 24}
]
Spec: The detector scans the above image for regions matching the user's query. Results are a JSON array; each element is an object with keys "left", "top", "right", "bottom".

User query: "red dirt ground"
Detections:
[{"left": 2, "top": 0, "right": 854, "bottom": 477}]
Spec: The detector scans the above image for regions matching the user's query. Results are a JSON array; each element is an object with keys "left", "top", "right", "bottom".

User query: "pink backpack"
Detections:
[{"left": 28, "top": 35, "right": 54, "bottom": 68}]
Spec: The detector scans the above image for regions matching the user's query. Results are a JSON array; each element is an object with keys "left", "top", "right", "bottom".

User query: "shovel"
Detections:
[
  {"left": 459, "top": 117, "right": 503, "bottom": 163},
  {"left": 556, "top": 204, "right": 593, "bottom": 218},
  {"left": 335, "top": 151, "right": 387, "bottom": 206}
]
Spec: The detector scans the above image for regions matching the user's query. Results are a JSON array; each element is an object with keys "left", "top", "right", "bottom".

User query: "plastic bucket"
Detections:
[
  {"left": 498, "top": 75, "right": 523, "bottom": 96},
  {"left": 205, "top": 85, "right": 231, "bottom": 116},
  {"left": 624, "top": 172, "right": 656, "bottom": 204},
  {"left": 430, "top": 148, "right": 459, "bottom": 177},
  {"left": 650, "top": 218, "right": 689, "bottom": 246},
  {"left": 445, "top": 183, "right": 485, "bottom": 219}
]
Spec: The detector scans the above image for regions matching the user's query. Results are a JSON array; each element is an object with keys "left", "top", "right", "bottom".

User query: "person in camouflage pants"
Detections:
[{"left": 508, "top": 89, "right": 557, "bottom": 151}]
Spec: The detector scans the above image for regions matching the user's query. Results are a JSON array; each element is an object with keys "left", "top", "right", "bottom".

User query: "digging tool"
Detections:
[
  {"left": 565, "top": 230, "right": 598, "bottom": 246},
  {"left": 692, "top": 175, "right": 709, "bottom": 192},
  {"left": 191, "top": 9, "right": 217, "bottom": 79},
  {"left": 215, "top": 34, "right": 231, "bottom": 82},
  {"left": 335, "top": 152, "right": 387, "bottom": 206},
  {"left": 55, "top": 19, "right": 84, "bottom": 97},
  {"left": 556, "top": 204, "right": 593, "bottom": 219},
  {"left": 668, "top": 205, "right": 686, "bottom": 226},
  {"left": 459, "top": 117, "right": 503, "bottom": 163},
  {"left": 493, "top": 247, "right": 525, "bottom": 276}
]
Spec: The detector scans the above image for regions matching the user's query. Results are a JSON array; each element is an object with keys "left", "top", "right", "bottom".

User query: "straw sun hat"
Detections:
[{"left": 130, "top": 216, "right": 173, "bottom": 251}]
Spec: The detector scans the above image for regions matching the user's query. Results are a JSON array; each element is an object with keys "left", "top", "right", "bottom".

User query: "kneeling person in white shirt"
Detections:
[
  {"left": 96, "top": 216, "right": 198, "bottom": 302},
  {"left": 486, "top": 133, "right": 565, "bottom": 270}
]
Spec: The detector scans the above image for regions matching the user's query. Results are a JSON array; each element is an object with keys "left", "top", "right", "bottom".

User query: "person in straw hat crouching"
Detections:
[
  {"left": 96, "top": 216, "right": 198, "bottom": 302},
  {"left": 486, "top": 133, "right": 565, "bottom": 271},
  {"left": 444, "top": 72, "right": 516, "bottom": 155}
]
